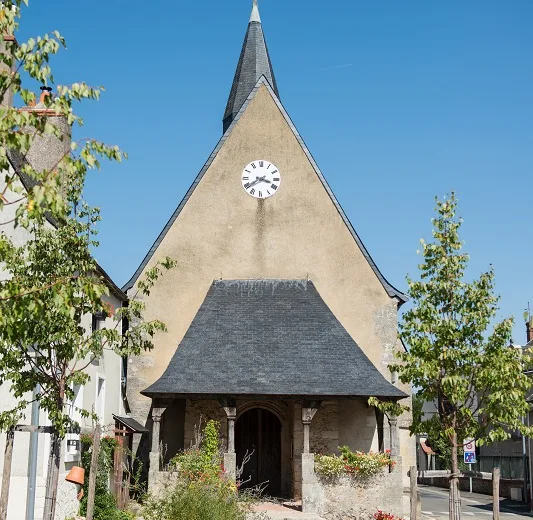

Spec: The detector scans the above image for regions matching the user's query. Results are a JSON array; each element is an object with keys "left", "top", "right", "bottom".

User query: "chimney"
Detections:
[
  {"left": 39, "top": 85, "right": 52, "bottom": 104},
  {"left": 20, "top": 86, "right": 72, "bottom": 175}
]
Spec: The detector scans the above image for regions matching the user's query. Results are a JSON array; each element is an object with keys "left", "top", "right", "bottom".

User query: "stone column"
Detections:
[
  {"left": 149, "top": 400, "right": 168, "bottom": 483},
  {"left": 301, "top": 401, "right": 321, "bottom": 454},
  {"left": 301, "top": 400, "right": 322, "bottom": 514},
  {"left": 388, "top": 415, "right": 400, "bottom": 470},
  {"left": 220, "top": 398, "right": 237, "bottom": 481}
]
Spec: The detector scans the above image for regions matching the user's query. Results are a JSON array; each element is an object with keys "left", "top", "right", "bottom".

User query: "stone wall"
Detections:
[
  {"left": 302, "top": 453, "right": 403, "bottom": 520},
  {"left": 183, "top": 400, "right": 228, "bottom": 450}
]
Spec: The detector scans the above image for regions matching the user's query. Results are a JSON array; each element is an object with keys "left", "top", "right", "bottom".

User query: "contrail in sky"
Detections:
[{"left": 319, "top": 63, "right": 353, "bottom": 71}]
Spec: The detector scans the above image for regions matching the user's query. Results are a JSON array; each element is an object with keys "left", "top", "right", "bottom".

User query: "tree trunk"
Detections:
[
  {"left": 0, "top": 428, "right": 15, "bottom": 520},
  {"left": 449, "top": 434, "right": 461, "bottom": 520},
  {"left": 86, "top": 423, "right": 101, "bottom": 520},
  {"left": 43, "top": 430, "right": 60, "bottom": 520},
  {"left": 493, "top": 466, "right": 500, "bottom": 520}
]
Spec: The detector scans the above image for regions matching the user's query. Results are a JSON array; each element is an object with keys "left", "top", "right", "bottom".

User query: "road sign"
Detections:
[
  {"left": 464, "top": 451, "right": 476, "bottom": 464},
  {"left": 464, "top": 439, "right": 476, "bottom": 452},
  {"left": 464, "top": 438, "right": 476, "bottom": 464}
]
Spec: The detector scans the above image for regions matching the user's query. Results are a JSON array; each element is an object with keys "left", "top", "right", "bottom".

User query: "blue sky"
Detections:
[{"left": 18, "top": 1, "right": 533, "bottom": 341}]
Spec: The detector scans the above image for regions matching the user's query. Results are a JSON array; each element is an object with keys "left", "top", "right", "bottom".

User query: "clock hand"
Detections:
[{"left": 248, "top": 176, "right": 267, "bottom": 188}]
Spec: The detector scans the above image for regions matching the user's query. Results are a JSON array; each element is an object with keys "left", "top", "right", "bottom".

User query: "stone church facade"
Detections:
[{"left": 124, "top": 1, "right": 414, "bottom": 511}]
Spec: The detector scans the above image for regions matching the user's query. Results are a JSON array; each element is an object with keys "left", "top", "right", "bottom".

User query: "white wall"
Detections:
[{"left": 0, "top": 167, "right": 126, "bottom": 519}]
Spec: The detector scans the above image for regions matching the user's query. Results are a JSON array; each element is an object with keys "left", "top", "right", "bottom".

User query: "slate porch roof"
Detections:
[{"left": 142, "top": 280, "right": 407, "bottom": 400}]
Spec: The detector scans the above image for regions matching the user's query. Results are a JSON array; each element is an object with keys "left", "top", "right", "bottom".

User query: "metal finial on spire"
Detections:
[{"left": 250, "top": 0, "right": 261, "bottom": 23}]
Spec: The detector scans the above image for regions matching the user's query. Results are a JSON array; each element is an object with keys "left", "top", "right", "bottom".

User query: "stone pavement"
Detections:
[{"left": 247, "top": 501, "right": 324, "bottom": 519}]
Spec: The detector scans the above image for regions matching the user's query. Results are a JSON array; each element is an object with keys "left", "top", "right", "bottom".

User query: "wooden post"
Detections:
[
  {"left": 410, "top": 465, "right": 418, "bottom": 520},
  {"left": 86, "top": 423, "right": 102, "bottom": 520},
  {"left": 0, "top": 429, "right": 14, "bottom": 520},
  {"left": 493, "top": 466, "right": 500, "bottom": 520},
  {"left": 43, "top": 430, "right": 60, "bottom": 520}
]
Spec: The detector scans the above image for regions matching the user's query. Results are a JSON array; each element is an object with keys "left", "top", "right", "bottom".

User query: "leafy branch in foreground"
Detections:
[{"left": 390, "top": 192, "right": 533, "bottom": 520}]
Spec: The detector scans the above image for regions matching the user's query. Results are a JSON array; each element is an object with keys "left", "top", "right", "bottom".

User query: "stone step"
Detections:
[
  {"left": 247, "top": 506, "right": 325, "bottom": 520},
  {"left": 247, "top": 513, "right": 324, "bottom": 520}
]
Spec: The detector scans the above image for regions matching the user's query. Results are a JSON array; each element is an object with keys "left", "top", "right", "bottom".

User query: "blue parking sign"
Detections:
[{"left": 464, "top": 451, "right": 476, "bottom": 464}]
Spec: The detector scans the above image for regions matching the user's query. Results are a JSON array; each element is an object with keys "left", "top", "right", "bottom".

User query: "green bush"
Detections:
[
  {"left": 144, "top": 420, "right": 248, "bottom": 520},
  {"left": 314, "top": 454, "right": 345, "bottom": 478},
  {"left": 142, "top": 482, "right": 246, "bottom": 520},
  {"left": 315, "top": 447, "right": 394, "bottom": 478},
  {"left": 170, "top": 420, "right": 237, "bottom": 494},
  {"left": 79, "top": 433, "right": 131, "bottom": 520}
]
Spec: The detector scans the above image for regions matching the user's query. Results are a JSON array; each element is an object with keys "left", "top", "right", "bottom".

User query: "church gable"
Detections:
[
  {"left": 123, "top": 79, "right": 404, "bottom": 377},
  {"left": 125, "top": 78, "right": 405, "bottom": 306}
]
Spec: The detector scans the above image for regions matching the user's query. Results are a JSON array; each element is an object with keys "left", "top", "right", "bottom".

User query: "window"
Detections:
[{"left": 96, "top": 376, "right": 105, "bottom": 425}]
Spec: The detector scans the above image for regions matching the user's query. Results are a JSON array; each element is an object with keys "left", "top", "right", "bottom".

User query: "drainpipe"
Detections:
[{"left": 25, "top": 385, "right": 40, "bottom": 520}]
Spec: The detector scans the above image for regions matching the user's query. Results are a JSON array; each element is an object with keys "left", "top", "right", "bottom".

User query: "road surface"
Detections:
[{"left": 420, "top": 486, "right": 533, "bottom": 520}]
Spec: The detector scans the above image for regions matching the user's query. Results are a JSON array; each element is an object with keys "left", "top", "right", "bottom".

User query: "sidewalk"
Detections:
[{"left": 247, "top": 502, "right": 324, "bottom": 519}]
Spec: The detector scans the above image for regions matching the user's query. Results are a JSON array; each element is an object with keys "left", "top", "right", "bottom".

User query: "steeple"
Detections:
[{"left": 223, "top": 0, "right": 279, "bottom": 133}]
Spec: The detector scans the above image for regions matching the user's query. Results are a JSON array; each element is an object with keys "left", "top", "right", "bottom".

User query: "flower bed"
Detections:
[
  {"left": 315, "top": 447, "right": 395, "bottom": 479},
  {"left": 374, "top": 510, "right": 402, "bottom": 520},
  {"left": 302, "top": 450, "right": 403, "bottom": 520}
]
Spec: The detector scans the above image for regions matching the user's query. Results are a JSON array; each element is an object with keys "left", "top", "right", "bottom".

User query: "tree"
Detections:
[
  {"left": 391, "top": 193, "right": 533, "bottom": 520},
  {"left": 0, "top": 2, "right": 176, "bottom": 519}
]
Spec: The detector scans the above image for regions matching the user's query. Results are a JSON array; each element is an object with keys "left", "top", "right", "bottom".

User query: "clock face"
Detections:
[{"left": 241, "top": 160, "right": 281, "bottom": 199}]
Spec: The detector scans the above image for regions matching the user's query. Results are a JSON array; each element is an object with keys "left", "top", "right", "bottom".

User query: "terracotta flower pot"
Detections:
[{"left": 65, "top": 466, "right": 85, "bottom": 485}]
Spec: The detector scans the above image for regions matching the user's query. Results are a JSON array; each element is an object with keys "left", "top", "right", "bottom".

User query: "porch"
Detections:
[
  {"left": 140, "top": 280, "right": 407, "bottom": 515},
  {"left": 146, "top": 396, "right": 403, "bottom": 514}
]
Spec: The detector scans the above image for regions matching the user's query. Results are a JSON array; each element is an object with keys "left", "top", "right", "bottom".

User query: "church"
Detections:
[{"left": 124, "top": 1, "right": 414, "bottom": 513}]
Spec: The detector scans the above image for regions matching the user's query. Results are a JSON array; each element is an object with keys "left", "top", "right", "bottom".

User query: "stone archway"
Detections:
[{"left": 236, "top": 407, "right": 282, "bottom": 497}]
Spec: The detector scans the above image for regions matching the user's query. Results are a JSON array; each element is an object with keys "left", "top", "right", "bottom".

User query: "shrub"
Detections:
[
  {"left": 314, "top": 454, "right": 345, "bottom": 478},
  {"left": 170, "top": 420, "right": 237, "bottom": 494},
  {"left": 315, "top": 447, "right": 394, "bottom": 478},
  {"left": 79, "top": 433, "right": 128, "bottom": 520},
  {"left": 340, "top": 446, "right": 395, "bottom": 476},
  {"left": 144, "top": 420, "right": 247, "bottom": 519},
  {"left": 142, "top": 482, "right": 246, "bottom": 520}
]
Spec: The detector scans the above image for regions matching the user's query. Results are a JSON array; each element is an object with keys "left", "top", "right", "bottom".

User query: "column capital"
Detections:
[
  {"left": 219, "top": 398, "right": 237, "bottom": 420},
  {"left": 302, "top": 400, "right": 321, "bottom": 425}
]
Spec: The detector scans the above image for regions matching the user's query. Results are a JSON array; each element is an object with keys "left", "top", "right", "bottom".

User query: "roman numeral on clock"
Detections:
[
  {"left": 250, "top": 188, "right": 255, "bottom": 195},
  {"left": 259, "top": 161, "right": 264, "bottom": 167},
  {"left": 258, "top": 191, "right": 263, "bottom": 198},
  {"left": 242, "top": 177, "right": 249, "bottom": 181}
]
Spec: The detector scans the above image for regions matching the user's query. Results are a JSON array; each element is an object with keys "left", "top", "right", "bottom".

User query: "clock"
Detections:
[{"left": 241, "top": 160, "right": 281, "bottom": 199}]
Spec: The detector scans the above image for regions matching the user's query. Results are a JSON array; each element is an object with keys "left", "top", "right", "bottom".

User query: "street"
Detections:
[{"left": 421, "top": 487, "right": 533, "bottom": 520}]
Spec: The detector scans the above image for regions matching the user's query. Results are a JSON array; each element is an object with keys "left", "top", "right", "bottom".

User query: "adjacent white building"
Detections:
[{"left": 0, "top": 81, "right": 130, "bottom": 520}]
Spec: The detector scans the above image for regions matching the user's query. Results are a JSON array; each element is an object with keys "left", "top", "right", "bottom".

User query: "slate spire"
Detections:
[{"left": 222, "top": 0, "right": 279, "bottom": 133}]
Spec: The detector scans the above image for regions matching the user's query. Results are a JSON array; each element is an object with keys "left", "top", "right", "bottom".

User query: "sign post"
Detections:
[{"left": 464, "top": 439, "right": 476, "bottom": 493}]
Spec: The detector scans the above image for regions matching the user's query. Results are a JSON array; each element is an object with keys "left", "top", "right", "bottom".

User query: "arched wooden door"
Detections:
[{"left": 236, "top": 408, "right": 282, "bottom": 496}]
